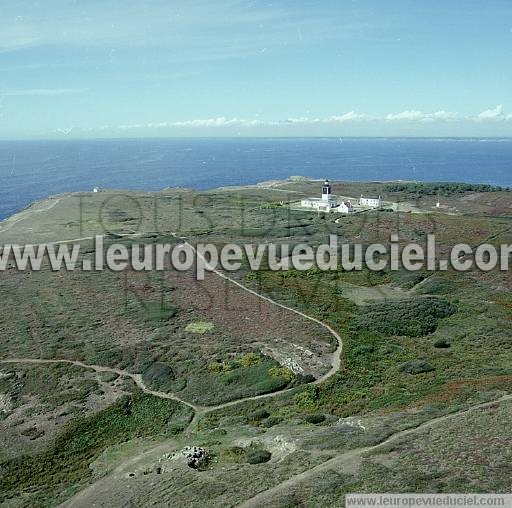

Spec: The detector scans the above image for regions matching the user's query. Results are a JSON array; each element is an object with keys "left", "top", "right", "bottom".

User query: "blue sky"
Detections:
[{"left": 1, "top": 0, "right": 511, "bottom": 138}]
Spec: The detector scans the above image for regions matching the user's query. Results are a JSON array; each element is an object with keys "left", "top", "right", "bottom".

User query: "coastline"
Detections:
[{"left": 0, "top": 176, "right": 494, "bottom": 226}]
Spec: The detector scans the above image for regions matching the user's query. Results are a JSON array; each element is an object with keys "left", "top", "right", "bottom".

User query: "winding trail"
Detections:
[
  {"left": 0, "top": 232, "right": 343, "bottom": 414},
  {"left": 0, "top": 232, "right": 346, "bottom": 507},
  {"left": 2, "top": 230, "right": 511, "bottom": 506},
  {"left": 181, "top": 235, "right": 343, "bottom": 386},
  {"left": 238, "top": 394, "right": 512, "bottom": 508},
  {"left": 0, "top": 259, "right": 342, "bottom": 414},
  {"left": 0, "top": 358, "right": 199, "bottom": 411}
]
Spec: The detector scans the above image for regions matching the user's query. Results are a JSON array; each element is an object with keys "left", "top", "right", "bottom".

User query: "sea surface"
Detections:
[{"left": 0, "top": 137, "right": 511, "bottom": 220}]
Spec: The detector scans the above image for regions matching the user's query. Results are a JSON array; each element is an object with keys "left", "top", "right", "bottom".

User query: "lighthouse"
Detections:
[
  {"left": 322, "top": 179, "right": 332, "bottom": 202},
  {"left": 300, "top": 178, "right": 345, "bottom": 212}
]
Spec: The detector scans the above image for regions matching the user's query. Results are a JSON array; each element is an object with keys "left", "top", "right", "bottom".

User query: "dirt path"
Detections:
[
  {"left": 0, "top": 272, "right": 342, "bottom": 414},
  {"left": 58, "top": 393, "right": 512, "bottom": 508},
  {"left": 181, "top": 236, "right": 343, "bottom": 386},
  {"left": 0, "top": 230, "right": 345, "bottom": 506},
  {"left": 0, "top": 357, "right": 200, "bottom": 411},
  {"left": 2, "top": 231, "right": 509, "bottom": 506},
  {"left": 238, "top": 394, "right": 512, "bottom": 507},
  {"left": 0, "top": 229, "right": 344, "bottom": 413}
]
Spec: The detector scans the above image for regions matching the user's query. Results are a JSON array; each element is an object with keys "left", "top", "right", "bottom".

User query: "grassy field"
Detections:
[
  {"left": 0, "top": 179, "right": 510, "bottom": 506},
  {"left": 261, "top": 399, "right": 512, "bottom": 507}
]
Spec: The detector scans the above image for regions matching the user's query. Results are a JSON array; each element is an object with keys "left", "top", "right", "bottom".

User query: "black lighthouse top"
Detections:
[{"left": 322, "top": 179, "right": 332, "bottom": 196}]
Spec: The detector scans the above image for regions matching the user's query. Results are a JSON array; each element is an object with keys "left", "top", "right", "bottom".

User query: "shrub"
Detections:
[
  {"left": 383, "top": 182, "right": 505, "bottom": 196},
  {"left": 245, "top": 271, "right": 259, "bottom": 282},
  {"left": 239, "top": 352, "right": 262, "bottom": 367},
  {"left": 142, "top": 362, "right": 175, "bottom": 392},
  {"left": 305, "top": 413, "right": 326, "bottom": 424},
  {"left": 216, "top": 359, "right": 289, "bottom": 399},
  {"left": 263, "top": 416, "right": 282, "bottom": 428},
  {"left": 400, "top": 359, "right": 435, "bottom": 375},
  {"left": 246, "top": 449, "right": 272, "bottom": 464},
  {"left": 355, "top": 298, "right": 455, "bottom": 337},
  {"left": 207, "top": 361, "right": 224, "bottom": 373},
  {"left": 268, "top": 366, "right": 295, "bottom": 382},
  {"left": 434, "top": 339, "right": 451, "bottom": 349},
  {"left": 207, "top": 361, "right": 233, "bottom": 373},
  {"left": 222, "top": 446, "right": 246, "bottom": 463},
  {"left": 140, "top": 300, "right": 177, "bottom": 322},
  {"left": 294, "top": 385, "right": 320, "bottom": 411},
  {"left": 291, "top": 373, "right": 316, "bottom": 386},
  {"left": 416, "top": 276, "right": 454, "bottom": 296},
  {"left": 248, "top": 409, "right": 270, "bottom": 422},
  {"left": 98, "top": 371, "right": 119, "bottom": 383}
]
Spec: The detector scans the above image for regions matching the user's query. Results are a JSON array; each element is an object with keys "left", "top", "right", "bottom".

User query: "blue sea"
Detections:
[{"left": 0, "top": 137, "right": 511, "bottom": 221}]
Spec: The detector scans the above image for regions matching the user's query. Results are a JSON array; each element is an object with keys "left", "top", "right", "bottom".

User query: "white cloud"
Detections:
[
  {"left": 385, "top": 110, "right": 458, "bottom": 122},
  {"left": 430, "top": 110, "right": 458, "bottom": 120},
  {"left": 171, "top": 117, "right": 241, "bottom": 127},
  {"left": 476, "top": 104, "right": 507, "bottom": 121},
  {"left": 65, "top": 106, "right": 512, "bottom": 134},
  {"left": 284, "top": 112, "right": 372, "bottom": 124},
  {"left": 170, "top": 117, "right": 264, "bottom": 127},
  {"left": 91, "top": 117, "right": 267, "bottom": 132},
  {"left": 285, "top": 117, "right": 322, "bottom": 124},
  {"left": 386, "top": 110, "right": 424, "bottom": 121},
  {"left": 331, "top": 111, "right": 372, "bottom": 122}
]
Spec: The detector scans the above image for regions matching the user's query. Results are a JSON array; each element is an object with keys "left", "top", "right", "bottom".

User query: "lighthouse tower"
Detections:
[{"left": 322, "top": 179, "right": 332, "bottom": 202}]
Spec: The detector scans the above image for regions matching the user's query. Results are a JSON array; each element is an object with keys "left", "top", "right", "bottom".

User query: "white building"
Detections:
[
  {"left": 337, "top": 200, "right": 355, "bottom": 214},
  {"left": 300, "top": 180, "right": 355, "bottom": 214},
  {"left": 300, "top": 198, "right": 332, "bottom": 212},
  {"left": 301, "top": 179, "right": 338, "bottom": 212},
  {"left": 359, "top": 194, "right": 382, "bottom": 209}
]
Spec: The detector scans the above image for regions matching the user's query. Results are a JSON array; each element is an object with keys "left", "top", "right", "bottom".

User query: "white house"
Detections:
[
  {"left": 359, "top": 194, "right": 382, "bottom": 208},
  {"left": 337, "top": 200, "right": 355, "bottom": 214}
]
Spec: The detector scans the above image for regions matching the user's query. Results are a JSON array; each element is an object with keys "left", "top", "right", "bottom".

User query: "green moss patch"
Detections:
[{"left": 185, "top": 321, "right": 215, "bottom": 334}]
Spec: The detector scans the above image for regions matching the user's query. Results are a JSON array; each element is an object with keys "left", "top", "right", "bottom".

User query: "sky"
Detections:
[{"left": 0, "top": 0, "right": 511, "bottom": 139}]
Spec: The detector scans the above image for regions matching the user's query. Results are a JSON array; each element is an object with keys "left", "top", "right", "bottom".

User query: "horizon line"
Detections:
[{"left": 2, "top": 135, "right": 512, "bottom": 143}]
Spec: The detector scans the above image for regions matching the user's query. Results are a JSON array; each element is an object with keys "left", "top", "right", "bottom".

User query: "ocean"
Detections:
[{"left": 0, "top": 137, "right": 511, "bottom": 221}]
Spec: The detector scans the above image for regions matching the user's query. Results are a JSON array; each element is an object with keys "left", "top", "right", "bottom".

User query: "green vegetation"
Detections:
[
  {"left": 268, "top": 366, "right": 295, "bottom": 382},
  {"left": 142, "top": 362, "right": 175, "bottom": 391},
  {"left": 207, "top": 360, "right": 234, "bottom": 373},
  {"left": 400, "top": 359, "right": 435, "bottom": 375},
  {"left": 185, "top": 321, "right": 215, "bottom": 334},
  {"left": 0, "top": 393, "right": 192, "bottom": 504},
  {"left": 1, "top": 181, "right": 512, "bottom": 506},
  {"left": 220, "top": 359, "right": 290, "bottom": 394},
  {"left": 239, "top": 352, "right": 263, "bottom": 367},
  {"left": 248, "top": 408, "right": 271, "bottom": 423},
  {"left": 246, "top": 449, "right": 272, "bottom": 464},
  {"left": 304, "top": 413, "right": 326, "bottom": 424},
  {"left": 355, "top": 298, "right": 456, "bottom": 337},
  {"left": 221, "top": 444, "right": 272, "bottom": 465},
  {"left": 433, "top": 338, "right": 451, "bottom": 349},
  {"left": 137, "top": 299, "right": 178, "bottom": 323},
  {"left": 384, "top": 182, "right": 507, "bottom": 196}
]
